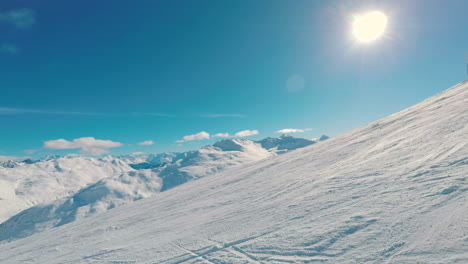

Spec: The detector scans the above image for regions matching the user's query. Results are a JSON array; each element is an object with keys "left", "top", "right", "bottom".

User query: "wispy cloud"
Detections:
[
  {"left": 197, "top": 114, "right": 246, "bottom": 118},
  {"left": 234, "top": 130, "right": 259, "bottom": 137},
  {"left": 176, "top": 131, "right": 210, "bottom": 143},
  {"left": 43, "top": 137, "right": 123, "bottom": 155},
  {"left": 276, "top": 128, "right": 312, "bottom": 134},
  {"left": 0, "top": 8, "right": 36, "bottom": 29},
  {"left": 0, "top": 107, "right": 178, "bottom": 117},
  {"left": 0, "top": 44, "right": 19, "bottom": 55},
  {"left": 138, "top": 140, "right": 155, "bottom": 146},
  {"left": 0, "top": 107, "right": 243, "bottom": 119},
  {"left": 212, "top": 133, "right": 230, "bottom": 138},
  {"left": 23, "top": 149, "right": 37, "bottom": 154},
  {"left": 0, "top": 107, "right": 105, "bottom": 116}
]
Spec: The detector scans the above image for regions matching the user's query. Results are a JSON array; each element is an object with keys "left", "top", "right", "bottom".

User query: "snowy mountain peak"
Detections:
[
  {"left": 39, "top": 154, "right": 61, "bottom": 161},
  {"left": 0, "top": 155, "right": 134, "bottom": 223},
  {"left": 0, "top": 160, "right": 22, "bottom": 168},
  {"left": 256, "top": 134, "right": 317, "bottom": 152},
  {"left": 212, "top": 138, "right": 253, "bottom": 151},
  {"left": 319, "top": 134, "right": 329, "bottom": 141}
]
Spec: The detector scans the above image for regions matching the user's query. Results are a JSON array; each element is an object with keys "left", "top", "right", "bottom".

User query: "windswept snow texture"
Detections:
[{"left": 1, "top": 81, "right": 467, "bottom": 263}]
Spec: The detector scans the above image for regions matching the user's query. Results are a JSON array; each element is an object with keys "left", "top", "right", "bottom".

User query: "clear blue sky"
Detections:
[{"left": 1, "top": 0, "right": 467, "bottom": 158}]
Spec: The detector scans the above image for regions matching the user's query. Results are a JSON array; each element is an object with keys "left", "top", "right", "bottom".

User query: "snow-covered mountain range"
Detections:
[
  {"left": 0, "top": 156, "right": 134, "bottom": 223},
  {"left": 0, "top": 81, "right": 466, "bottom": 263},
  {"left": 0, "top": 135, "right": 321, "bottom": 241}
]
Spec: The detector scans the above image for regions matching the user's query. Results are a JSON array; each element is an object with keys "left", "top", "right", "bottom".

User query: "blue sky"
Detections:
[{"left": 1, "top": 0, "right": 467, "bottom": 159}]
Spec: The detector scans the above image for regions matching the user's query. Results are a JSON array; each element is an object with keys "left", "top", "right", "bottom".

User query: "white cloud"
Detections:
[
  {"left": 276, "top": 128, "right": 312, "bottom": 134},
  {"left": 212, "top": 133, "right": 230, "bottom": 138},
  {"left": 286, "top": 74, "right": 305, "bottom": 92},
  {"left": 0, "top": 44, "right": 19, "bottom": 55},
  {"left": 234, "top": 130, "right": 259, "bottom": 137},
  {"left": 138, "top": 140, "right": 154, "bottom": 146},
  {"left": 0, "top": 9, "right": 36, "bottom": 29},
  {"left": 176, "top": 131, "right": 210, "bottom": 143},
  {"left": 43, "top": 137, "right": 123, "bottom": 155},
  {"left": 43, "top": 139, "right": 75, "bottom": 149}
]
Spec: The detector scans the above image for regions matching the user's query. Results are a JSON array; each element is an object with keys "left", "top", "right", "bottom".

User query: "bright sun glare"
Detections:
[{"left": 353, "top": 11, "right": 388, "bottom": 42}]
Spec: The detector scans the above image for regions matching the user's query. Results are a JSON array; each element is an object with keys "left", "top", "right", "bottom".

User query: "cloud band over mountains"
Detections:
[
  {"left": 43, "top": 137, "right": 123, "bottom": 155},
  {"left": 276, "top": 128, "right": 312, "bottom": 134},
  {"left": 176, "top": 130, "right": 259, "bottom": 143}
]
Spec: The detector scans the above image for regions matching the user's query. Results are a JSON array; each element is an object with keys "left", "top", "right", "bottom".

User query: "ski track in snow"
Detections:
[{"left": 0, "top": 81, "right": 467, "bottom": 263}]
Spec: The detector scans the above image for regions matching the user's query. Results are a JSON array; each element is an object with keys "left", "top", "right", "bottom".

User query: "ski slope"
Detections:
[{"left": 0, "top": 81, "right": 467, "bottom": 263}]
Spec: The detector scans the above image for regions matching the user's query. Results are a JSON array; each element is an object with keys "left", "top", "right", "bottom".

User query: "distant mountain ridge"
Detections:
[
  {"left": 0, "top": 135, "right": 326, "bottom": 241},
  {"left": 256, "top": 134, "right": 324, "bottom": 153},
  {"left": 0, "top": 156, "right": 134, "bottom": 223}
]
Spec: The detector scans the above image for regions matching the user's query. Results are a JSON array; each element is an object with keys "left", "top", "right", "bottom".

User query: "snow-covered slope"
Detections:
[
  {"left": 1, "top": 81, "right": 466, "bottom": 263},
  {"left": 0, "top": 170, "right": 160, "bottom": 242},
  {"left": 0, "top": 156, "right": 134, "bottom": 223}
]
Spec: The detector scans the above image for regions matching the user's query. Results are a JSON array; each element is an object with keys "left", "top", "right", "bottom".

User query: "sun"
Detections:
[{"left": 353, "top": 11, "right": 388, "bottom": 42}]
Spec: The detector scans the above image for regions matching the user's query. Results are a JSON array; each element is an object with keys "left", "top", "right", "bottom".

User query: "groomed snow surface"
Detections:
[{"left": 0, "top": 81, "right": 467, "bottom": 263}]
